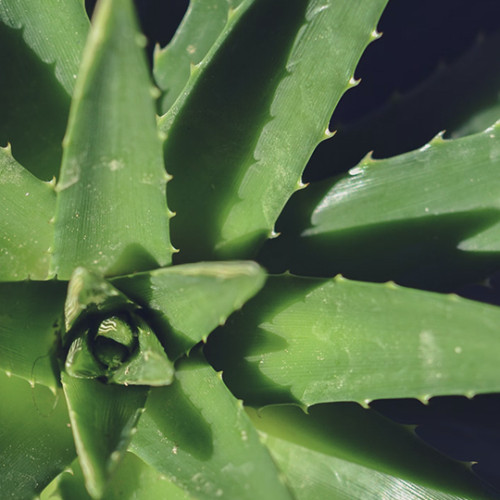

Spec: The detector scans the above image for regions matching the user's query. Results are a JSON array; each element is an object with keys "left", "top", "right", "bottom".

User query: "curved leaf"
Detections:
[
  {"left": 161, "top": 0, "right": 387, "bottom": 261},
  {"left": 0, "top": 372, "right": 75, "bottom": 499},
  {"left": 52, "top": 0, "right": 172, "bottom": 280},
  {"left": 112, "top": 261, "right": 266, "bottom": 359},
  {"left": 206, "top": 275, "right": 500, "bottom": 406},
  {"left": 131, "top": 352, "right": 293, "bottom": 500},
  {"left": 0, "top": 146, "right": 56, "bottom": 280}
]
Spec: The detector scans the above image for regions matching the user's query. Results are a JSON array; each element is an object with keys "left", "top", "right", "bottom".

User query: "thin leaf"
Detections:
[
  {"left": 247, "top": 404, "right": 490, "bottom": 500},
  {"left": 0, "top": 372, "right": 75, "bottom": 499},
  {"left": 52, "top": 0, "right": 172, "bottom": 280},
  {"left": 0, "top": 0, "right": 89, "bottom": 179},
  {"left": 112, "top": 261, "right": 266, "bottom": 359},
  {"left": 205, "top": 275, "right": 500, "bottom": 407},
  {"left": 43, "top": 453, "right": 192, "bottom": 500},
  {"left": 61, "top": 373, "right": 148, "bottom": 499},
  {"left": 161, "top": 0, "right": 387, "bottom": 261},
  {"left": 0, "top": 280, "right": 65, "bottom": 390},
  {"left": 130, "top": 352, "right": 293, "bottom": 500},
  {"left": 154, "top": 0, "right": 232, "bottom": 114},
  {"left": 0, "top": 146, "right": 56, "bottom": 280}
]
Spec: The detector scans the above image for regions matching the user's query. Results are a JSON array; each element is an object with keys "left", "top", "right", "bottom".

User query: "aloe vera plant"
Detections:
[{"left": 2, "top": 0, "right": 500, "bottom": 498}]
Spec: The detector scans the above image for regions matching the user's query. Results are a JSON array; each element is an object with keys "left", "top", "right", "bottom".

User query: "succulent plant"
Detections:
[{"left": 2, "top": 0, "right": 500, "bottom": 498}]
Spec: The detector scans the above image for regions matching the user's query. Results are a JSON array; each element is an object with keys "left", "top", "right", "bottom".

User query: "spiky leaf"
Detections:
[
  {"left": 131, "top": 352, "right": 293, "bottom": 500},
  {"left": 206, "top": 275, "right": 500, "bottom": 406},
  {"left": 247, "top": 404, "right": 490, "bottom": 500},
  {"left": 0, "top": 0, "right": 88, "bottom": 179},
  {"left": 0, "top": 147, "right": 56, "bottom": 280},
  {"left": 52, "top": 0, "right": 172, "bottom": 279},
  {"left": 112, "top": 261, "right": 266, "bottom": 359},
  {"left": 162, "top": 0, "right": 387, "bottom": 261}
]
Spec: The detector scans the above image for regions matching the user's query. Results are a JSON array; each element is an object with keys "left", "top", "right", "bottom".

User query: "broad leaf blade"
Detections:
[
  {"left": 131, "top": 353, "right": 293, "bottom": 500},
  {"left": 112, "top": 261, "right": 266, "bottom": 359},
  {"left": 61, "top": 373, "right": 148, "bottom": 498},
  {"left": 0, "top": 0, "right": 89, "bottom": 180},
  {"left": 162, "top": 0, "right": 387, "bottom": 261},
  {"left": 206, "top": 275, "right": 500, "bottom": 407},
  {"left": 44, "top": 453, "right": 191, "bottom": 500},
  {"left": 0, "top": 146, "right": 56, "bottom": 280},
  {"left": 52, "top": 0, "right": 172, "bottom": 280},
  {"left": 154, "top": 0, "right": 232, "bottom": 114},
  {"left": 0, "top": 372, "right": 75, "bottom": 499},
  {"left": 247, "top": 404, "right": 490, "bottom": 500},
  {"left": 0, "top": 280, "right": 65, "bottom": 389}
]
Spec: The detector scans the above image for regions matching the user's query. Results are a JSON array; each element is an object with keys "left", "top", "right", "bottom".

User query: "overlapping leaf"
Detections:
[
  {"left": 161, "top": 0, "right": 387, "bottom": 262},
  {"left": 154, "top": 0, "right": 235, "bottom": 114},
  {"left": 43, "top": 453, "right": 192, "bottom": 500},
  {"left": 51, "top": 0, "right": 172, "bottom": 279},
  {"left": 206, "top": 275, "right": 500, "bottom": 406},
  {"left": 263, "top": 123, "right": 500, "bottom": 289},
  {"left": 112, "top": 261, "right": 266, "bottom": 359},
  {"left": 131, "top": 353, "right": 293, "bottom": 500},
  {"left": 0, "top": 0, "right": 89, "bottom": 179},
  {"left": 248, "top": 404, "right": 490, "bottom": 499},
  {"left": 61, "top": 373, "right": 148, "bottom": 499}
]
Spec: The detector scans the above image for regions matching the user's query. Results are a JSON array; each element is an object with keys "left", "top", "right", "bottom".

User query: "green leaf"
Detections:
[
  {"left": 109, "top": 315, "right": 174, "bottom": 387},
  {"left": 161, "top": 0, "right": 388, "bottom": 262},
  {"left": 52, "top": 0, "right": 172, "bottom": 280},
  {"left": 305, "top": 127, "right": 500, "bottom": 245},
  {"left": 131, "top": 352, "right": 293, "bottom": 500},
  {"left": 154, "top": 0, "right": 232, "bottom": 114},
  {"left": 44, "top": 453, "right": 192, "bottom": 500},
  {"left": 112, "top": 261, "right": 266, "bottom": 359},
  {"left": 0, "top": 0, "right": 89, "bottom": 180},
  {"left": 0, "top": 146, "right": 56, "bottom": 280},
  {"left": 264, "top": 125, "right": 500, "bottom": 289},
  {"left": 64, "top": 267, "right": 134, "bottom": 342},
  {"left": 61, "top": 373, "right": 148, "bottom": 499},
  {"left": 0, "top": 280, "right": 66, "bottom": 389},
  {"left": 0, "top": 372, "right": 75, "bottom": 499},
  {"left": 247, "top": 404, "right": 490, "bottom": 500},
  {"left": 205, "top": 275, "right": 500, "bottom": 407}
]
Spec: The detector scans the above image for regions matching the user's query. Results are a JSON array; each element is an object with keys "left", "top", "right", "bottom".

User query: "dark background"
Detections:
[{"left": 85, "top": 0, "right": 500, "bottom": 496}]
